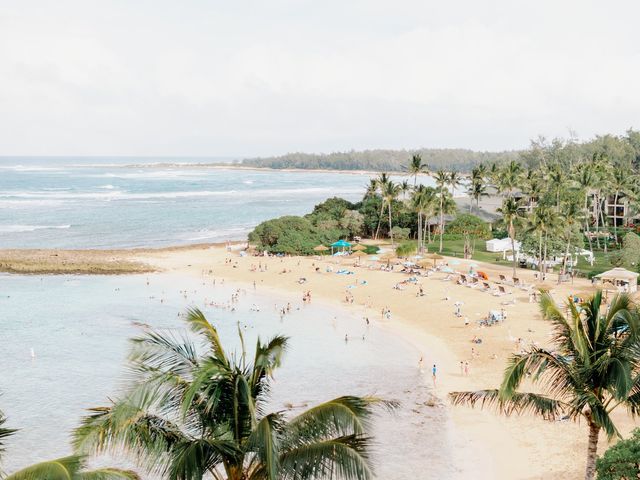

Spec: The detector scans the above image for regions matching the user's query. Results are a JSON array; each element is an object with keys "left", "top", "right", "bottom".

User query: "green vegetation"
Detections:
[
  {"left": 240, "top": 148, "right": 519, "bottom": 172},
  {"left": 450, "top": 291, "right": 640, "bottom": 480},
  {"left": 74, "top": 309, "right": 394, "bottom": 480},
  {"left": 596, "top": 428, "right": 640, "bottom": 480}
]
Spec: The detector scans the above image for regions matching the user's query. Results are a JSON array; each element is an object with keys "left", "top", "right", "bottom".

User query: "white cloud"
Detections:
[{"left": 0, "top": 0, "right": 638, "bottom": 156}]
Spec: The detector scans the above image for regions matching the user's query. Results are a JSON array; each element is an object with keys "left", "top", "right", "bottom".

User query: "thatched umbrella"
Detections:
[
  {"left": 313, "top": 245, "right": 329, "bottom": 252},
  {"left": 352, "top": 244, "right": 367, "bottom": 251},
  {"left": 352, "top": 250, "right": 368, "bottom": 264},
  {"left": 425, "top": 253, "right": 444, "bottom": 266},
  {"left": 380, "top": 253, "right": 398, "bottom": 265}
]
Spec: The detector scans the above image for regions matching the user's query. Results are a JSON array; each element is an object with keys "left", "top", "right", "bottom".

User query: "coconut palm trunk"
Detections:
[
  {"left": 438, "top": 195, "right": 444, "bottom": 253},
  {"left": 388, "top": 203, "right": 394, "bottom": 245},
  {"left": 584, "top": 192, "right": 593, "bottom": 254},
  {"left": 509, "top": 221, "right": 516, "bottom": 278},
  {"left": 374, "top": 201, "right": 385, "bottom": 239},
  {"left": 585, "top": 421, "right": 600, "bottom": 480}
]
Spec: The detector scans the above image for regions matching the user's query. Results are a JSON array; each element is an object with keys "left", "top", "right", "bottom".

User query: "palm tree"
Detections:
[
  {"left": 467, "top": 167, "right": 488, "bottom": 213},
  {"left": 450, "top": 291, "right": 640, "bottom": 480},
  {"left": 496, "top": 197, "right": 524, "bottom": 278},
  {"left": 381, "top": 180, "right": 401, "bottom": 245},
  {"left": 405, "top": 154, "right": 426, "bottom": 186},
  {"left": 399, "top": 179, "right": 411, "bottom": 201},
  {"left": 434, "top": 190, "right": 456, "bottom": 253},
  {"left": 75, "top": 309, "right": 392, "bottom": 480},
  {"left": 411, "top": 185, "right": 436, "bottom": 253},
  {"left": 558, "top": 199, "right": 583, "bottom": 280},
  {"left": 0, "top": 408, "right": 137, "bottom": 479},
  {"left": 447, "top": 171, "right": 463, "bottom": 198},
  {"left": 497, "top": 160, "right": 522, "bottom": 198},
  {"left": 610, "top": 165, "right": 632, "bottom": 242},
  {"left": 373, "top": 173, "right": 391, "bottom": 239},
  {"left": 575, "top": 162, "right": 597, "bottom": 253},
  {"left": 433, "top": 170, "right": 449, "bottom": 253}
]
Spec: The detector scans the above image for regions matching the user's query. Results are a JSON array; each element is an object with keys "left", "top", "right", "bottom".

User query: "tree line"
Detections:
[{"left": 239, "top": 130, "right": 640, "bottom": 173}]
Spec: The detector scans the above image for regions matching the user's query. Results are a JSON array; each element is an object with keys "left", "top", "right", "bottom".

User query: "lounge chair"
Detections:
[{"left": 499, "top": 274, "right": 507, "bottom": 283}]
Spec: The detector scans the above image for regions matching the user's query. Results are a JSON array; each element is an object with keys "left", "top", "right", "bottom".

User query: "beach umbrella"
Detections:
[
  {"left": 451, "top": 260, "right": 461, "bottom": 266},
  {"left": 380, "top": 253, "right": 398, "bottom": 264},
  {"left": 352, "top": 250, "right": 368, "bottom": 257},
  {"left": 313, "top": 245, "right": 329, "bottom": 252},
  {"left": 424, "top": 253, "right": 444, "bottom": 266},
  {"left": 352, "top": 244, "right": 367, "bottom": 251},
  {"left": 417, "top": 259, "right": 433, "bottom": 268},
  {"left": 469, "top": 263, "right": 479, "bottom": 268}
]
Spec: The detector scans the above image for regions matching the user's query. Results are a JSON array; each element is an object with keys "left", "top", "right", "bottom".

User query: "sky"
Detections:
[{"left": 0, "top": 0, "right": 639, "bottom": 157}]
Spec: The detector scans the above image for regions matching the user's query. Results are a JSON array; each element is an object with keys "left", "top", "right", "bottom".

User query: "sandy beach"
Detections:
[
  {"left": 130, "top": 244, "right": 636, "bottom": 480},
  {"left": 2, "top": 243, "right": 637, "bottom": 478}
]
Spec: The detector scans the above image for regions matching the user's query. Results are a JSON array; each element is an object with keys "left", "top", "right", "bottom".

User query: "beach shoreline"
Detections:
[{"left": 4, "top": 242, "right": 638, "bottom": 478}]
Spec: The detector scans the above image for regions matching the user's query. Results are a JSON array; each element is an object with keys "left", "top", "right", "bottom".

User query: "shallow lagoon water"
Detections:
[{"left": 0, "top": 272, "right": 456, "bottom": 479}]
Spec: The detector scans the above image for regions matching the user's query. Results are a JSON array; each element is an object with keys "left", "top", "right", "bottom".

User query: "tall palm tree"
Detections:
[
  {"left": 434, "top": 190, "right": 456, "bottom": 253},
  {"left": 610, "top": 165, "right": 632, "bottom": 242},
  {"left": 496, "top": 198, "right": 524, "bottom": 278},
  {"left": 405, "top": 154, "right": 426, "bottom": 186},
  {"left": 467, "top": 167, "right": 488, "bottom": 213},
  {"left": 75, "top": 309, "right": 392, "bottom": 480},
  {"left": 399, "top": 179, "right": 411, "bottom": 201},
  {"left": 450, "top": 291, "right": 640, "bottom": 480},
  {"left": 433, "top": 170, "right": 449, "bottom": 253},
  {"left": 575, "top": 162, "right": 597, "bottom": 253},
  {"left": 0, "top": 408, "right": 137, "bottom": 479},
  {"left": 381, "top": 180, "right": 401, "bottom": 245},
  {"left": 447, "top": 171, "right": 463, "bottom": 198},
  {"left": 558, "top": 199, "right": 583, "bottom": 280},
  {"left": 411, "top": 185, "right": 436, "bottom": 253},
  {"left": 373, "top": 173, "right": 391, "bottom": 239},
  {"left": 497, "top": 160, "right": 522, "bottom": 198}
]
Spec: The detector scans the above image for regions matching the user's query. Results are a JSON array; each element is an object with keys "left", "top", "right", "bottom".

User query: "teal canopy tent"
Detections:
[{"left": 331, "top": 239, "right": 352, "bottom": 255}]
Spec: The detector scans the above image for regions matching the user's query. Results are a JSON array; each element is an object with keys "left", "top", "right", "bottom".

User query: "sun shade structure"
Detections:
[
  {"left": 352, "top": 244, "right": 367, "bottom": 251},
  {"left": 330, "top": 239, "right": 352, "bottom": 255},
  {"left": 595, "top": 268, "right": 639, "bottom": 293},
  {"left": 313, "top": 245, "right": 329, "bottom": 252},
  {"left": 352, "top": 250, "right": 368, "bottom": 257}
]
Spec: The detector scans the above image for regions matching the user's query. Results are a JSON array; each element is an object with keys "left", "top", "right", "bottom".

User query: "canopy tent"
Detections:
[
  {"left": 486, "top": 238, "right": 521, "bottom": 253},
  {"left": 331, "top": 239, "right": 352, "bottom": 255},
  {"left": 594, "top": 268, "right": 639, "bottom": 293}
]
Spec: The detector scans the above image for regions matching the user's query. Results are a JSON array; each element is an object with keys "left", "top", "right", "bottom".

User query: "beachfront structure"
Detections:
[
  {"left": 589, "top": 192, "right": 634, "bottom": 227},
  {"left": 485, "top": 238, "right": 521, "bottom": 253},
  {"left": 594, "top": 267, "right": 639, "bottom": 293}
]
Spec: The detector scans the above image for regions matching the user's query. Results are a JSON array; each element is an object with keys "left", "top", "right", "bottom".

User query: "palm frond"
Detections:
[
  {"left": 5, "top": 455, "right": 85, "bottom": 480},
  {"left": 449, "top": 390, "right": 565, "bottom": 421},
  {"left": 184, "top": 309, "right": 228, "bottom": 366},
  {"left": 78, "top": 468, "right": 141, "bottom": 480},
  {"left": 168, "top": 438, "right": 240, "bottom": 480},
  {"left": 246, "top": 414, "right": 284, "bottom": 480},
  {"left": 278, "top": 435, "right": 374, "bottom": 480},
  {"left": 285, "top": 396, "right": 396, "bottom": 445}
]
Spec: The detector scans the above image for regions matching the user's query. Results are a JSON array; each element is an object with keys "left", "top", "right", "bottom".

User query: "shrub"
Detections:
[
  {"left": 396, "top": 241, "right": 416, "bottom": 257},
  {"left": 391, "top": 226, "right": 411, "bottom": 241},
  {"left": 596, "top": 428, "right": 640, "bottom": 480}
]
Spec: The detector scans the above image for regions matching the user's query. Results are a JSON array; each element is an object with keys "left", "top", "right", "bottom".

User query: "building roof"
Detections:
[{"left": 595, "top": 267, "right": 639, "bottom": 281}]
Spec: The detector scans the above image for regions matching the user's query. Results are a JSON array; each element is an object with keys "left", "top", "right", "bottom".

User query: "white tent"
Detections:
[
  {"left": 595, "top": 268, "right": 639, "bottom": 293},
  {"left": 486, "top": 238, "right": 520, "bottom": 253}
]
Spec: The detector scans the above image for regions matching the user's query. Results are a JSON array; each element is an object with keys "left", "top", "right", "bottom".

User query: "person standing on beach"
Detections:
[{"left": 432, "top": 364, "right": 437, "bottom": 386}]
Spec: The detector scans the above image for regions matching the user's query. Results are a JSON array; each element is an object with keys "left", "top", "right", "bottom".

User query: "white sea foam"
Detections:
[
  {"left": 0, "top": 224, "right": 71, "bottom": 233},
  {"left": 0, "top": 187, "right": 362, "bottom": 202},
  {"left": 187, "top": 226, "right": 250, "bottom": 241}
]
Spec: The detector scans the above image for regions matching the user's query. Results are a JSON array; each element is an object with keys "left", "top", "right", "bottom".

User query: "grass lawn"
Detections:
[{"left": 418, "top": 237, "right": 616, "bottom": 278}]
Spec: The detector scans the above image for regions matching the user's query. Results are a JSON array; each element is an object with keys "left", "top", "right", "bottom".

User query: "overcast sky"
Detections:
[{"left": 1, "top": 1, "right": 639, "bottom": 157}]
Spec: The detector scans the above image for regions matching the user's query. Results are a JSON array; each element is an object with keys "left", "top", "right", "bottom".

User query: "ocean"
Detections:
[{"left": 0, "top": 157, "right": 399, "bottom": 249}]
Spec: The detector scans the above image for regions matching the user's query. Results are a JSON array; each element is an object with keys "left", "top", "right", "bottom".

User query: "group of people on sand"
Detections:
[{"left": 302, "top": 290, "right": 312, "bottom": 303}]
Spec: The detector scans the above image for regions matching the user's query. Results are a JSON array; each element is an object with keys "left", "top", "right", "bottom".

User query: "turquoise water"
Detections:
[
  {"left": 0, "top": 157, "right": 378, "bottom": 248},
  {"left": 0, "top": 272, "right": 453, "bottom": 478}
]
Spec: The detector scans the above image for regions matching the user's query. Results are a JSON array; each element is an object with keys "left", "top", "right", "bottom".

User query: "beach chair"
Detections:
[
  {"left": 513, "top": 277, "right": 520, "bottom": 286},
  {"left": 499, "top": 274, "right": 507, "bottom": 283},
  {"left": 482, "top": 282, "right": 491, "bottom": 292},
  {"left": 457, "top": 274, "right": 467, "bottom": 285},
  {"left": 467, "top": 277, "right": 479, "bottom": 288},
  {"left": 498, "top": 286, "right": 510, "bottom": 295}
]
